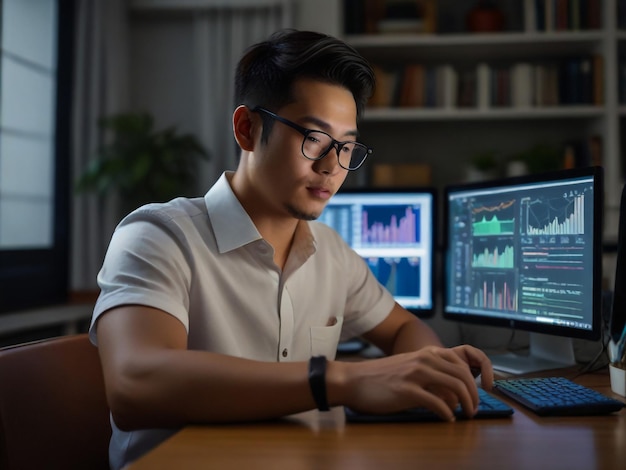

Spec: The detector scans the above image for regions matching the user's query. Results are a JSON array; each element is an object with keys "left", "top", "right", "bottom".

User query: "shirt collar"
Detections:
[
  {"left": 205, "top": 172, "right": 262, "bottom": 253},
  {"left": 205, "top": 172, "right": 318, "bottom": 263}
]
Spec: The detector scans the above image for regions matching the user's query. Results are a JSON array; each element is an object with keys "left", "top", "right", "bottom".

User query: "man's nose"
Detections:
[{"left": 313, "top": 145, "right": 341, "bottom": 174}]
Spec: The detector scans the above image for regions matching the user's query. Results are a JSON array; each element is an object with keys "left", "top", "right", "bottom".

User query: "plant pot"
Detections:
[
  {"left": 465, "top": 166, "right": 497, "bottom": 183},
  {"left": 466, "top": 2, "right": 504, "bottom": 32}
]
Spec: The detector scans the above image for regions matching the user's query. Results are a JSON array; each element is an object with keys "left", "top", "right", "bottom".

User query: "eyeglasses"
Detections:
[{"left": 252, "top": 107, "right": 372, "bottom": 171}]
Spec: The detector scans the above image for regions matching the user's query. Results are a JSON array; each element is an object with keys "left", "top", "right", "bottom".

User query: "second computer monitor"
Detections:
[
  {"left": 318, "top": 188, "right": 436, "bottom": 317},
  {"left": 443, "top": 167, "right": 603, "bottom": 374}
]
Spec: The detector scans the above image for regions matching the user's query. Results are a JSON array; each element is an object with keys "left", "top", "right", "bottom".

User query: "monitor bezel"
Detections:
[
  {"left": 326, "top": 186, "right": 438, "bottom": 319},
  {"left": 442, "top": 166, "right": 604, "bottom": 341}
]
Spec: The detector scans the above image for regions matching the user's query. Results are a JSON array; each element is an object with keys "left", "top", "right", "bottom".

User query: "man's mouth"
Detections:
[{"left": 307, "top": 186, "right": 332, "bottom": 199}]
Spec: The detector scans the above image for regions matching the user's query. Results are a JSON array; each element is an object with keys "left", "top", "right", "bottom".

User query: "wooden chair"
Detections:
[{"left": 0, "top": 333, "right": 111, "bottom": 470}]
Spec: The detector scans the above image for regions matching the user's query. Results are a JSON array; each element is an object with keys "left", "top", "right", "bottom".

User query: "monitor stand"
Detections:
[{"left": 488, "top": 332, "right": 577, "bottom": 375}]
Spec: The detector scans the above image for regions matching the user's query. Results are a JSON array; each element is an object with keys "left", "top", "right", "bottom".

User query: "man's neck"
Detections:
[
  {"left": 228, "top": 171, "right": 300, "bottom": 269},
  {"left": 258, "top": 218, "right": 299, "bottom": 270}
]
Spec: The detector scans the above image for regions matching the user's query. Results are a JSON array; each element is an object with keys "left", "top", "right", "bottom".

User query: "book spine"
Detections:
[
  {"left": 442, "top": 65, "right": 458, "bottom": 109},
  {"left": 476, "top": 63, "right": 491, "bottom": 109},
  {"left": 511, "top": 63, "right": 533, "bottom": 108},
  {"left": 525, "top": 0, "right": 537, "bottom": 32}
]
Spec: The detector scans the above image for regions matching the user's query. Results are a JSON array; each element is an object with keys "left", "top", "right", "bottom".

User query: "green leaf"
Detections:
[{"left": 75, "top": 112, "right": 209, "bottom": 206}]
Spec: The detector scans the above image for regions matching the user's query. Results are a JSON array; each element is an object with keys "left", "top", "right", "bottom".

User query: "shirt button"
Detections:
[{"left": 282, "top": 348, "right": 288, "bottom": 358}]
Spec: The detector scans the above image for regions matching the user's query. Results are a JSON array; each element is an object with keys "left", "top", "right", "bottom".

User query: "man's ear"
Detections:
[{"left": 232, "top": 105, "right": 258, "bottom": 152}]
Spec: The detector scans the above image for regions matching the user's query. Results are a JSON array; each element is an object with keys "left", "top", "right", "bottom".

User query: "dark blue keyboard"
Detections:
[
  {"left": 345, "top": 388, "right": 513, "bottom": 423},
  {"left": 494, "top": 377, "right": 625, "bottom": 416}
]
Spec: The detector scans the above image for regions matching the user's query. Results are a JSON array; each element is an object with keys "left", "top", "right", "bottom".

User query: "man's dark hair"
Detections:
[{"left": 234, "top": 29, "right": 376, "bottom": 143}]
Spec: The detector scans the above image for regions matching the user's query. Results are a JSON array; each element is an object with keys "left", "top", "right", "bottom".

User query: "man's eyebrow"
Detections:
[{"left": 300, "top": 115, "right": 359, "bottom": 139}]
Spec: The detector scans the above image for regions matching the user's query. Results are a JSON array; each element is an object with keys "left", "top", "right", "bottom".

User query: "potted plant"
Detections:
[
  {"left": 514, "top": 143, "right": 561, "bottom": 175},
  {"left": 466, "top": 150, "right": 499, "bottom": 182},
  {"left": 76, "top": 112, "right": 208, "bottom": 215}
]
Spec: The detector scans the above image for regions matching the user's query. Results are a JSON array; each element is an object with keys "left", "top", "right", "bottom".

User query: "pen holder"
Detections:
[{"left": 609, "top": 364, "right": 626, "bottom": 397}]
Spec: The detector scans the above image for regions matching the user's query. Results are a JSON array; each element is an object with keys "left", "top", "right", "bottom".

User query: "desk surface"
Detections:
[{"left": 129, "top": 370, "right": 625, "bottom": 470}]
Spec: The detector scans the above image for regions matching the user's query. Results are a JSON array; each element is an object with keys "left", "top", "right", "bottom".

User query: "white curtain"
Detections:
[
  {"left": 192, "top": 1, "right": 293, "bottom": 185},
  {"left": 71, "top": 0, "right": 130, "bottom": 291},
  {"left": 70, "top": 1, "right": 292, "bottom": 291}
]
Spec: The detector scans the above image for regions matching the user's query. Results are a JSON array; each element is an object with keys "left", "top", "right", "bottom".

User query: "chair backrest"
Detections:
[{"left": 0, "top": 333, "right": 111, "bottom": 470}]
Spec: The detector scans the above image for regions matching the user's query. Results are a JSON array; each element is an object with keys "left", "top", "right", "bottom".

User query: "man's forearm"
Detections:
[
  {"left": 107, "top": 350, "right": 320, "bottom": 430},
  {"left": 391, "top": 317, "right": 443, "bottom": 355}
]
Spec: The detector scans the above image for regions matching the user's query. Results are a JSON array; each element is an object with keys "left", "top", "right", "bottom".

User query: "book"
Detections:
[
  {"left": 544, "top": 63, "right": 560, "bottom": 106},
  {"left": 555, "top": 0, "right": 568, "bottom": 31},
  {"left": 533, "top": 65, "right": 545, "bottom": 106},
  {"left": 563, "top": 134, "right": 603, "bottom": 168},
  {"left": 403, "top": 64, "right": 426, "bottom": 108},
  {"left": 569, "top": 0, "right": 580, "bottom": 30},
  {"left": 476, "top": 63, "right": 491, "bottom": 109},
  {"left": 588, "top": 0, "right": 601, "bottom": 29},
  {"left": 424, "top": 67, "right": 437, "bottom": 108},
  {"left": 458, "top": 69, "right": 477, "bottom": 108},
  {"left": 580, "top": 58, "right": 592, "bottom": 104},
  {"left": 372, "top": 163, "right": 432, "bottom": 187},
  {"left": 593, "top": 54, "right": 604, "bottom": 105},
  {"left": 588, "top": 135, "right": 602, "bottom": 167},
  {"left": 545, "top": 0, "right": 554, "bottom": 31},
  {"left": 369, "top": 65, "right": 400, "bottom": 107},
  {"left": 524, "top": 0, "right": 537, "bottom": 32},
  {"left": 420, "top": 0, "right": 438, "bottom": 34},
  {"left": 399, "top": 64, "right": 423, "bottom": 107},
  {"left": 440, "top": 64, "right": 458, "bottom": 109},
  {"left": 511, "top": 63, "right": 533, "bottom": 108},
  {"left": 377, "top": 18, "right": 425, "bottom": 34},
  {"left": 492, "top": 67, "right": 511, "bottom": 107}
]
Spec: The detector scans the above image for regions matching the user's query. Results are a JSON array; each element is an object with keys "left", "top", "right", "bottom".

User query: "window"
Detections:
[{"left": 0, "top": 0, "right": 74, "bottom": 313}]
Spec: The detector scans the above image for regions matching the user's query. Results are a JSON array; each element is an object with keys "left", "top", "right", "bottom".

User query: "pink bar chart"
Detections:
[{"left": 362, "top": 206, "right": 419, "bottom": 245}]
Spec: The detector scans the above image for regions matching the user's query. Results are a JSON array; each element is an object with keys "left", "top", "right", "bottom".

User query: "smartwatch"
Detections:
[{"left": 308, "top": 355, "right": 330, "bottom": 411}]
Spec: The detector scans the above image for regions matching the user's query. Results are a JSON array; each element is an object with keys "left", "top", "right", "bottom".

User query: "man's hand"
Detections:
[{"left": 328, "top": 345, "right": 493, "bottom": 422}]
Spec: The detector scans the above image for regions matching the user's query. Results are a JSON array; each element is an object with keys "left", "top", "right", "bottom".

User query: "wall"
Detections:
[
  {"left": 128, "top": 0, "right": 342, "bottom": 158},
  {"left": 123, "top": 1, "right": 609, "bottom": 359}
]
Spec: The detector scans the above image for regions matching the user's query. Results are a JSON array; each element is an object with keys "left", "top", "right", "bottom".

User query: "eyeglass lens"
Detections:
[{"left": 303, "top": 131, "right": 368, "bottom": 170}]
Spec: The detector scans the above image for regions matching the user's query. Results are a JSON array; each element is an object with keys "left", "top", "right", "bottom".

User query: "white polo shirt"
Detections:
[{"left": 89, "top": 171, "right": 394, "bottom": 469}]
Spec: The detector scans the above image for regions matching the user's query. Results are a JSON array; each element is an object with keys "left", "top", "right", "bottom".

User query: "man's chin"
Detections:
[{"left": 286, "top": 204, "right": 321, "bottom": 221}]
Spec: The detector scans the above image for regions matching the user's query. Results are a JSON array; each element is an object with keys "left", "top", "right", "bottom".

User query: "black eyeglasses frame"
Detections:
[{"left": 252, "top": 107, "right": 372, "bottom": 171}]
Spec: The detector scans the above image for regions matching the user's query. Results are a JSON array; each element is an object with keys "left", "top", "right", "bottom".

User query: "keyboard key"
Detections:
[{"left": 494, "top": 377, "right": 625, "bottom": 416}]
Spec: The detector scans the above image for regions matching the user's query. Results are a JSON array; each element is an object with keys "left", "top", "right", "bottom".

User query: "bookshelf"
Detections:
[{"left": 341, "top": 0, "right": 623, "bottom": 242}]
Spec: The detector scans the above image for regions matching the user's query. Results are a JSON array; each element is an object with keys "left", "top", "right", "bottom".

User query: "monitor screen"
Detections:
[
  {"left": 318, "top": 188, "right": 436, "bottom": 317},
  {"left": 443, "top": 167, "right": 603, "bottom": 374}
]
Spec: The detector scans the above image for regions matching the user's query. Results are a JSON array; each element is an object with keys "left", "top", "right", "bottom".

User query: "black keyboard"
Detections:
[
  {"left": 345, "top": 388, "right": 513, "bottom": 423},
  {"left": 494, "top": 377, "right": 625, "bottom": 417}
]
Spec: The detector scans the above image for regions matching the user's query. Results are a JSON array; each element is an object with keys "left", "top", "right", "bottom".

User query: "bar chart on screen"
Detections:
[
  {"left": 361, "top": 205, "right": 421, "bottom": 246},
  {"left": 522, "top": 192, "right": 586, "bottom": 236},
  {"left": 318, "top": 188, "right": 436, "bottom": 316}
]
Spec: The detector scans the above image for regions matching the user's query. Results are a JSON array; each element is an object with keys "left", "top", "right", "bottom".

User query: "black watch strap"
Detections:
[{"left": 308, "top": 355, "right": 330, "bottom": 411}]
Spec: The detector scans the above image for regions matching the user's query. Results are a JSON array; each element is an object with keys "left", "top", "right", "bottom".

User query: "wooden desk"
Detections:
[{"left": 129, "top": 371, "right": 625, "bottom": 470}]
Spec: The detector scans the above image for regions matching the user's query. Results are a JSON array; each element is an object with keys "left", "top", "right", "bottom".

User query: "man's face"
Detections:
[{"left": 249, "top": 78, "right": 359, "bottom": 220}]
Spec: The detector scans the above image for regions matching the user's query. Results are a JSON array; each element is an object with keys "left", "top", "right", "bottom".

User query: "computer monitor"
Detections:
[
  {"left": 318, "top": 188, "right": 436, "bottom": 317},
  {"left": 443, "top": 166, "right": 603, "bottom": 374},
  {"left": 609, "top": 184, "right": 626, "bottom": 351}
]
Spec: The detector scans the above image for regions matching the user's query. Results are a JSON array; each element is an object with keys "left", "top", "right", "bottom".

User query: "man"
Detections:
[{"left": 91, "top": 29, "right": 493, "bottom": 469}]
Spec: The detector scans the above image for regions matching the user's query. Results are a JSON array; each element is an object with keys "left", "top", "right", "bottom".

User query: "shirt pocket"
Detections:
[{"left": 309, "top": 316, "right": 344, "bottom": 359}]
